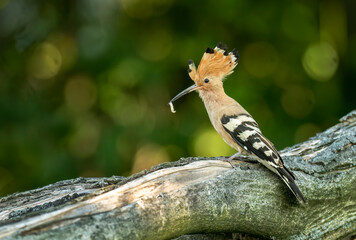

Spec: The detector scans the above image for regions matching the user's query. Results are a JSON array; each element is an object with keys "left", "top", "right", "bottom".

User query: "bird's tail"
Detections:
[{"left": 277, "top": 167, "right": 306, "bottom": 204}]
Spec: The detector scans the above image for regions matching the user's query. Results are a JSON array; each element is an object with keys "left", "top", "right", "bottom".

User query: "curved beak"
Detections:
[
  {"left": 168, "top": 84, "right": 200, "bottom": 113},
  {"left": 168, "top": 84, "right": 200, "bottom": 103}
]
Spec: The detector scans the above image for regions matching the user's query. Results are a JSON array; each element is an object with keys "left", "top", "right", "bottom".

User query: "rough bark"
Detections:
[{"left": 0, "top": 111, "right": 355, "bottom": 240}]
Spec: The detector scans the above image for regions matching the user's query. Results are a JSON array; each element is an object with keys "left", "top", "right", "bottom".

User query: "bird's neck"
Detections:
[{"left": 199, "top": 87, "right": 231, "bottom": 112}]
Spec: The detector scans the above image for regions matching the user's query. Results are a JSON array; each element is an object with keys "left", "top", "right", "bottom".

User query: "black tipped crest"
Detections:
[
  {"left": 206, "top": 47, "right": 214, "bottom": 54},
  {"left": 198, "top": 42, "right": 239, "bottom": 79},
  {"left": 231, "top": 49, "right": 239, "bottom": 61},
  {"left": 188, "top": 59, "right": 193, "bottom": 65}
]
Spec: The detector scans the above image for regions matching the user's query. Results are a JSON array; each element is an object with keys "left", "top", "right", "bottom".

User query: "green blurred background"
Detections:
[{"left": 0, "top": 0, "right": 355, "bottom": 197}]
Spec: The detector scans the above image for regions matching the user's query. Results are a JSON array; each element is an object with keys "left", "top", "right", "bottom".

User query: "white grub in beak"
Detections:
[{"left": 169, "top": 102, "right": 176, "bottom": 113}]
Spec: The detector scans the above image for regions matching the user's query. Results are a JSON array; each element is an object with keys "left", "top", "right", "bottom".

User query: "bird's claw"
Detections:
[{"left": 223, "top": 158, "right": 237, "bottom": 169}]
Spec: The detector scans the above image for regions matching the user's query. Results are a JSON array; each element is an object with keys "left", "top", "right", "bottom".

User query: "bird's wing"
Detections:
[
  {"left": 221, "top": 113, "right": 290, "bottom": 175},
  {"left": 221, "top": 113, "right": 308, "bottom": 203}
]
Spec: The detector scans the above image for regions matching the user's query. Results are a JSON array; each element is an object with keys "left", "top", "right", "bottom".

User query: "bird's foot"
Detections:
[
  {"left": 223, "top": 152, "right": 242, "bottom": 168},
  {"left": 224, "top": 158, "right": 237, "bottom": 168}
]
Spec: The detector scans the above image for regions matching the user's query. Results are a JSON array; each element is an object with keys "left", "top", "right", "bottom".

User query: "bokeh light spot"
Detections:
[
  {"left": 114, "top": 96, "right": 145, "bottom": 126},
  {"left": 99, "top": 82, "right": 145, "bottom": 126},
  {"left": 108, "top": 58, "right": 144, "bottom": 87},
  {"left": 49, "top": 33, "right": 78, "bottom": 71},
  {"left": 132, "top": 143, "right": 170, "bottom": 173},
  {"left": 98, "top": 82, "right": 123, "bottom": 116},
  {"left": 65, "top": 75, "right": 97, "bottom": 113},
  {"left": 294, "top": 123, "right": 321, "bottom": 144},
  {"left": 243, "top": 42, "right": 279, "bottom": 78},
  {"left": 302, "top": 42, "right": 338, "bottom": 81},
  {"left": 193, "top": 128, "right": 234, "bottom": 157},
  {"left": 281, "top": 85, "right": 314, "bottom": 118},
  {"left": 27, "top": 42, "right": 62, "bottom": 89},
  {"left": 68, "top": 118, "right": 101, "bottom": 159}
]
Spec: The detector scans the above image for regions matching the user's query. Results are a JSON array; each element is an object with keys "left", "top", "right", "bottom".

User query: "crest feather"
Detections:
[
  {"left": 187, "top": 59, "right": 196, "bottom": 80},
  {"left": 196, "top": 42, "right": 239, "bottom": 79}
]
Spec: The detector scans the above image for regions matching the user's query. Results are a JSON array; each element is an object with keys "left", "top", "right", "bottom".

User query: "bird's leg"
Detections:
[{"left": 224, "top": 150, "right": 242, "bottom": 168}]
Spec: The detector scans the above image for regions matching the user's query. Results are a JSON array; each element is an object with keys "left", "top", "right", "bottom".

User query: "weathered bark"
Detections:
[{"left": 0, "top": 111, "right": 355, "bottom": 240}]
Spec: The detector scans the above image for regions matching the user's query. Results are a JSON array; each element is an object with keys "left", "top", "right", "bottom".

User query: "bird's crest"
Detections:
[{"left": 188, "top": 42, "right": 239, "bottom": 82}]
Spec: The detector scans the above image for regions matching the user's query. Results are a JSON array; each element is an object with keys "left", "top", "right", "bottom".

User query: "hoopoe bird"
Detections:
[{"left": 168, "top": 42, "right": 306, "bottom": 203}]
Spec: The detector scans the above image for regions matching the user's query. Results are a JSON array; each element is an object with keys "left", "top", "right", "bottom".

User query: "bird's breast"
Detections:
[{"left": 203, "top": 103, "right": 244, "bottom": 152}]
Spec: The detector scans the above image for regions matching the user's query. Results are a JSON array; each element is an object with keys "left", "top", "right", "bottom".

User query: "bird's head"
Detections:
[{"left": 168, "top": 43, "right": 239, "bottom": 112}]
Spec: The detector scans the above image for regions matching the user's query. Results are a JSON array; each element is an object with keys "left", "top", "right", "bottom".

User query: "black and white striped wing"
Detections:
[
  {"left": 221, "top": 114, "right": 283, "bottom": 170},
  {"left": 221, "top": 113, "right": 307, "bottom": 202}
]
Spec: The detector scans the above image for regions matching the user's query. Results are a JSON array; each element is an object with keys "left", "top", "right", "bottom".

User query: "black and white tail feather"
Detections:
[
  {"left": 277, "top": 167, "right": 306, "bottom": 203},
  {"left": 221, "top": 113, "right": 306, "bottom": 203}
]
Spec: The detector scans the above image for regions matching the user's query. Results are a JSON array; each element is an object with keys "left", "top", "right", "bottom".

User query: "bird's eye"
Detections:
[{"left": 204, "top": 78, "right": 210, "bottom": 83}]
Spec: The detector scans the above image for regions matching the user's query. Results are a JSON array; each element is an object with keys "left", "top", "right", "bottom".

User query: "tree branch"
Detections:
[{"left": 0, "top": 111, "right": 355, "bottom": 240}]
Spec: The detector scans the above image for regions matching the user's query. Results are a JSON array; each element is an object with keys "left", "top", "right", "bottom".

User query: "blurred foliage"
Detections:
[{"left": 0, "top": 0, "right": 355, "bottom": 197}]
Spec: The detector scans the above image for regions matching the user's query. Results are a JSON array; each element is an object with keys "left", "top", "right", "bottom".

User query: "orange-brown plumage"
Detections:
[
  {"left": 168, "top": 42, "right": 306, "bottom": 203},
  {"left": 188, "top": 44, "right": 238, "bottom": 87}
]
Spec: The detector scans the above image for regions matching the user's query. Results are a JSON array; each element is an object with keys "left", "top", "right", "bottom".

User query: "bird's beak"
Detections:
[
  {"left": 169, "top": 84, "right": 200, "bottom": 103},
  {"left": 168, "top": 84, "right": 200, "bottom": 113}
]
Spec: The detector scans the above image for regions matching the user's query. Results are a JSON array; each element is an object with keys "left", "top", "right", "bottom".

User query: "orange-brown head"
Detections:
[
  {"left": 189, "top": 42, "right": 238, "bottom": 89},
  {"left": 169, "top": 43, "right": 239, "bottom": 112}
]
